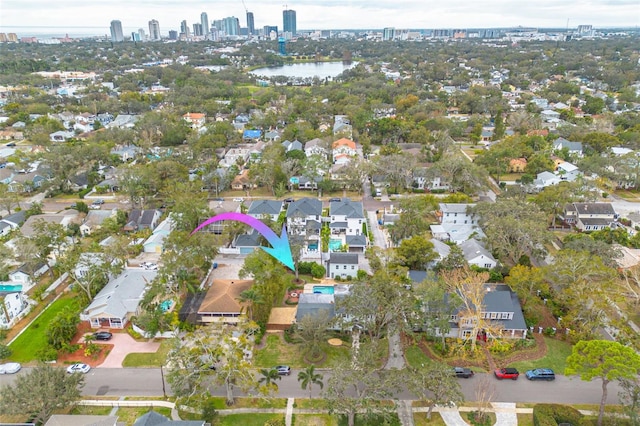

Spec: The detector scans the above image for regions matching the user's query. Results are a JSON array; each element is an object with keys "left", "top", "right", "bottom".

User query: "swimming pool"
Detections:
[
  {"left": 313, "top": 285, "right": 335, "bottom": 294},
  {"left": 0, "top": 284, "right": 23, "bottom": 293},
  {"left": 329, "top": 239, "right": 342, "bottom": 251},
  {"left": 160, "top": 300, "right": 173, "bottom": 312},
  {"left": 308, "top": 242, "right": 319, "bottom": 251}
]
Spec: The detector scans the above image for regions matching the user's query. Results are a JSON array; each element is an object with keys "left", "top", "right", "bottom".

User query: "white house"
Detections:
[
  {"left": 332, "top": 138, "right": 357, "bottom": 164},
  {"left": 557, "top": 161, "right": 581, "bottom": 181},
  {"left": 460, "top": 239, "right": 497, "bottom": 269},
  {"left": 533, "top": 171, "right": 561, "bottom": 190},
  {"left": 9, "top": 263, "right": 49, "bottom": 290},
  {"left": 0, "top": 291, "right": 27, "bottom": 327},
  {"left": 80, "top": 269, "right": 157, "bottom": 329},
  {"left": 328, "top": 253, "right": 359, "bottom": 279},
  {"left": 247, "top": 200, "right": 283, "bottom": 222},
  {"left": 142, "top": 216, "right": 175, "bottom": 253},
  {"left": 304, "top": 138, "right": 329, "bottom": 158},
  {"left": 433, "top": 203, "right": 485, "bottom": 244},
  {"left": 329, "top": 199, "right": 365, "bottom": 236}
]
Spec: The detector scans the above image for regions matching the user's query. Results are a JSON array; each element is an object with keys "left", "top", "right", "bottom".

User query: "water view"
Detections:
[{"left": 250, "top": 61, "right": 358, "bottom": 79}]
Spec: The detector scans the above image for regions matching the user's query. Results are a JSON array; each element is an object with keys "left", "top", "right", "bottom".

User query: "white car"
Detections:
[
  {"left": 67, "top": 363, "right": 91, "bottom": 374},
  {"left": 141, "top": 262, "right": 158, "bottom": 270},
  {"left": 233, "top": 197, "right": 244, "bottom": 202},
  {"left": 0, "top": 362, "right": 21, "bottom": 374}
]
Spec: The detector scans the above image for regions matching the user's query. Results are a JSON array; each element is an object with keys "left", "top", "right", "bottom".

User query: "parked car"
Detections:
[
  {"left": 525, "top": 368, "right": 556, "bottom": 381},
  {"left": 233, "top": 197, "right": 244, "bottom": 202},
  {"left": 93, "top": 331, "right": 113, "bottom": 341},
  {"left": 283, "top": 198, "right": 294, "bottom": 203},
  {"left": 140, "top": 262, "right": 158, "bottom": 270},
  {"left": 213, "top": 197, "right": 224, "bottom": 201},
  {"left": 494, "top": 368, "right": 519, "bottom": 380},
  {"left": 67, "top": 363, "right": 91, "bottom": 374},
  {"left": 0, "top": 362, "right": 21, "bottom": 374},
  {"left": 88, "top": 204, "right": 101, "bottom": 210},
  {"left": 453, "top": 367, "right": 474, "bottom": 378},
  {"left": 92, "top": 199, "right": 105, "bottom": 205},
  {"left": 329, "top": 197, "right": 341, "bottom": 202},
  {"left": 275, "top": 365, "right": 291, "bottom": 376}
]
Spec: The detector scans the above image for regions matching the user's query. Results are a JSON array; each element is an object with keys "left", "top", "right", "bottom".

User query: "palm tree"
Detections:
[
  {"left": 297, "top": 365, "right": 324, "bottom": 398},
  {"left": 237, "top": 288, "right": 264, "bottom": 321},
  {"left": 258, "top": 368, "right": 282, "bottom": 394}
]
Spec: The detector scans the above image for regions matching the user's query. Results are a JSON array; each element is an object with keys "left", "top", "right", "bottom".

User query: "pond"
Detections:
[{"left": 250, "top": 61, "right": 358, "bottom": 79}]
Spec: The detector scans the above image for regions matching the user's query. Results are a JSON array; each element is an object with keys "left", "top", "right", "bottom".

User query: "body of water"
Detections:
[
  {"left": 313, "top": 285, "right": 335, "bottom": 295},
  {"left": 250, "top": 61, "right": 358, "bottom": 79}
]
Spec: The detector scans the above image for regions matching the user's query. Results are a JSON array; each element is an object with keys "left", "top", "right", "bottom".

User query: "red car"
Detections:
[{"left": 494, "top": 368, "right": 519, "bottom": 380}]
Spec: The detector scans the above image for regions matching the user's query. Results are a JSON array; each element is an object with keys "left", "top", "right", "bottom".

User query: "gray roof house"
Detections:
[
  {"left": 80, "top": 269, "right": 157, "bottom": 329},
  {"left": 563, "top": 202, "right": 617, "bottom": 231},
  {"left": 553, "top": 137, "right": 583, "bottom": 157},
  {"left": 328, "top": 252, "right": 359, "bottom": 279},
  {"left": 282, "top": 139, "right": 303, "bottom": 152},
  {"left": 133, "top": 410, "right": 205, "bottom": 426},
  {"left": 295, "top": 285, "right": 351, "bottom": 330},
  {"left": 248, "top": 200, "right": 283, "bottom": 222},
  {"left": 233, "top": 231, "right": 262, "bottom": 255},
  {"left": 0, "top": 210, "right": 26, "bottom": 236},
  {"left": 124, "top": 209, "right": 162, "bottom": 232},
  {"left": 45, "top": 414, "right": 118, "bottom": 426},
  {"left": 304, "top": 138, "right": 329, "bottom": 158},
  {"left": 329, "top": 198, "right": 365, "bottom": 241},
  {"left": 286, "top": 197, "right": 322, "bottom": 237},
  {"left": 459, "top": 239, "right": 497, "bottom": 269}
]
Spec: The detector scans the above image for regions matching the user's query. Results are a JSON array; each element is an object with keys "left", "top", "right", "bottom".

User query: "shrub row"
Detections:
[{"left": 533, "top": 403, "right": 583, "bottom": 426}]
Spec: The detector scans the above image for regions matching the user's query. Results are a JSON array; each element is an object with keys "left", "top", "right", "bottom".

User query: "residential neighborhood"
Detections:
[{"left": 0, "top": 24, "right": 639, "bottom": 426}]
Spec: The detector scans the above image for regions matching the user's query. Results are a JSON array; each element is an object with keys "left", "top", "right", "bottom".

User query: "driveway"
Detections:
[{"left": 95, "top": 332, "right": 161, "bottom": 368}]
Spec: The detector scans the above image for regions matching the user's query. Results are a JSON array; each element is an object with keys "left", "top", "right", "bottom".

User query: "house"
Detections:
[
  {"left": 295, "top": 285, "right": 351, "bottom": 329},
  {"left": 74, "top": 253, "right": 105, "bottom": 279},
  {"left": 345, "top": 234, "right": 367, "bottom": 253},
  {"left": 553, "top": 137, "right": 583, "bottom": 157},
  {"left": 264, "top": 130, "right": 281, "bottom": 142},
  {"left": 541, "top": 109, "right": 561, "bottom": 122},
  {"left": 430, "top": 238, "right": 452, "bottom": 264},
  {"left": 111, "top": 145, "right": 140, "bottom": 162},
  {"left": 296, "top": 176, "right": 322, "bottom": 190},
  {"left": 182, "top": 112, "right": 206, "bottom": 129},
  {"left": 9, "top": 262, "right": 49, "bottom": 289},
  {"left": 124, "top": 209, "right": 162, "bottom": 232},
  {"left": 0, "top": 210, "right": 26, "bottom": 236},
  {"left": 0, "top": 291, "right": 27, "bottom": 327},
  {"left": 449, "top": 284, "right": 528, "bottom": 340},
  {"left": 142, "top": 216, "right": 174, "bottom": 253},
  {"left": 133, "top": 410, "right": 205, "bottom": 425},
  {"left": 196, "top": 279, "right": 252, "bottom": 324},
  {"left": 328, "top": 252, "right": 359, "bottom": 279},
  {"left": 329, "top": 199, "right": 366, "bottom": 243},
  {"left": 247, "top": 200, "right": 283, "bottom": 222},
  {"left": 508, "top": 158, "right": 527, "bottom": 173},
  {"left": 81, "top": 269, "right": 158, "bottom": 328},
  {"left": 460, "top": 239, "right": 498, "bottom": 269},
  {"left": 230, "top": 169, "right": 256, "bottom": 191},
  {"left": 333, "top": 115, "right": 352, "bottom": 137},
  {"left": 332, "top": 138, "right": 357, "bottom": 164},
  {"left": 49, "top": 130, "right": 75, "bottom": 142},
  {"left": 533, "top": 171, "right": 561, "bottom": 191},
  {"left": 80, "top": 210, "right": 116, "bottom": 236},
  {"left": 243, "top": 129, "right": 262, "bottom": 141},
  {"left": 233, "top": 232, "right": 262, "bottom": 255},
  {"left": 286, "top": 197, "right": 322, "bottom": 238},
  {"left": 563, "top": 202, "right": 617, "bottom": 231},
  {"left": 45, "top": 414, "right": 119, "bottom": 426},
  {"left": 432, "top": 203, "right": 485, "bottom": 244},
  {"left": 556, "top": 161, "right": 580, "bottom": 181},
  {"left": 20, "top": 211, "right": 81, "bottom": 237},
  {"left": 304, "top": 138, "right": 329, "bottom": 158},
  {"left": 282, "top": 139, "right": 303, "bottom": 153},
  {"left": 106, "top": 114, "right": 139, "bottom": 129}
]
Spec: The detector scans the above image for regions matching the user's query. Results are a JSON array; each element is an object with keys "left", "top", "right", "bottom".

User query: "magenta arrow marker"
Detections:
[{"left": 192, "top": 212, "right": 294, "bottom": 270}]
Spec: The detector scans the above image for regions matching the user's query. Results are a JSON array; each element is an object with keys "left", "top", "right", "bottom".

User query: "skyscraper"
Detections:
[
  {"left": 193, "top": 23, "right": 203, "bottom": 36},
  {"left": 383, "top": 27, "right": 395, "bottom": 41},
  {"left": 222, "top": 17, "right": 240, "bottom": 36},
  {"left": 110, "top": 20, "right": 124, "bottom": 42},
  {"left": 148, "top": 19, "right": 161, "bottom": 41},
  {"left": 246, "top": 12, "right": 255, "bottom": 35},
  {"left": 201, "top": 12, "right": 209, "bottom": 37},
  {"left": 283, "top": 9, "right": 296, "bottom": 36}
]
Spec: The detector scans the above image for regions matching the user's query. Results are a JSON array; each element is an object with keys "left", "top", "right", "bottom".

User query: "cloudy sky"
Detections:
[{"left": 1, "top": 0, "right": 638, "bottom": 36}]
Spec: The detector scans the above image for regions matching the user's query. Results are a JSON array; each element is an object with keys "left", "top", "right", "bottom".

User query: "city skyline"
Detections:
[{"left": 1, "top": 0, "right": 638, "bottom": 37}]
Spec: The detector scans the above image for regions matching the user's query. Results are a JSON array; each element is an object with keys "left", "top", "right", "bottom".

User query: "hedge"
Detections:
[{"left": 533, "top": 403, "right": 583, "bottom": 426}]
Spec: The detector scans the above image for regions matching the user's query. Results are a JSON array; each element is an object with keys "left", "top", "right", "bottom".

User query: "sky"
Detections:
[{"left": 0, "top": 0, "right": 639, "bottom": 37}]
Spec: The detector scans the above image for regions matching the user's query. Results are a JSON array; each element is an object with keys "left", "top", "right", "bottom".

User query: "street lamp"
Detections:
[{"left": 160, "top": 364, "right": 167, "bottom": 398}]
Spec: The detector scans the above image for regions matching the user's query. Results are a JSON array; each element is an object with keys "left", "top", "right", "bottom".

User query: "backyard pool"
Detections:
[
  {"left": 313, "top": 285, "right": 335, "bottom": 294},
  {"left": 329, "top": 239, "right": 342, "bottom": 251},
  {"left": 160, "top": 300, "right": 173, "bottom": 312},
  {"left": 308, "top": 242, "right": 319, "bottom": 251},
  {"left": 0, "top": 284, "right": 23, "bottom": 293}
]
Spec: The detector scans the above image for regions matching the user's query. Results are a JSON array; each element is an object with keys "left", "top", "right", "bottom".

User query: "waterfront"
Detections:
[{"left": 250, "top": 61, "right": 358, "bottom": 79}]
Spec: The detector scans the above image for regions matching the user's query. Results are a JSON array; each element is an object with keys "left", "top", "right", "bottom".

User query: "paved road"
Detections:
[{"left": 0, "top": 368, "right": 624, "bottom": 404}]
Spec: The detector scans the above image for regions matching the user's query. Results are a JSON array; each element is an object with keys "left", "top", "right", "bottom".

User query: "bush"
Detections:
[
  {"left": 35, "top": 345, "right": 58, "bottom": 362},
  {"left": 467, "top": 411, "right": 492, "bottom": 426},
  {"left": 298, "top": 262, "right": 313, "bottom": 275},
  {"left": 533, "top": 403, "right": 583, "bottom": 426},
  {"left": 78, "top": 187, "right": 92, "bottom": 199},
  {"left": 310, "top": 263, "right": 326, "bottom": 279}
]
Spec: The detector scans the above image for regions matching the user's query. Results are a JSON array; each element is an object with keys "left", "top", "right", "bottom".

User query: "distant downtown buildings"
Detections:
[{"left": 106, "top": 7, "right": 296, "bottom": 41}]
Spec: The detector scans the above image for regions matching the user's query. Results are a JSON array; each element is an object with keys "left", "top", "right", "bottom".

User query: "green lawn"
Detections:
[
  {"left": 254, "top": 334, "right": 351, "bottom": 369},
  {"left": 116, "top": 407, "right": 172, "bottom": 424},
  {"left": 218, "top": 413, "right": 284, "bottom": 426},
  {"left": 8, "top": 294, "right": 79, "bottom": 363},
  {"left": 294, "top": 414, "right": 339, "bottom": 425},
  {"left": 508, "top": 337, "right": 573, "bottom": 373},
  {"left": 122, "top": 339, "right": 171, "bottom": 367},
  {"left": 404, "top": 344, "right": 433, "bottom": 368},
  {"left": 413, "top": 412, "right": 447, "bottom": 425}
]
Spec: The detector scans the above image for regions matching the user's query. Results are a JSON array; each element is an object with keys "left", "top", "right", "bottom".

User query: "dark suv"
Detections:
[
  {"left": 93, "top": 331, "right": 113, "bottom": 341},
  {"left": 494, "top": 367, "right": 520, "bottom": 380},
  {"left": 525, "top": 368, "right": 555, "bottom": 381},
  {"left": 453, "top": 367, "right": 474, "bottom": 378}
]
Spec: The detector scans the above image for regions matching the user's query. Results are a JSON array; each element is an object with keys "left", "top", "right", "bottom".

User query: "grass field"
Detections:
[
  {"left": 218, "top": 413, "right": 284, "bottom": 426},
  {"left": 404, "top": 344, "right": 433, "bottom": 368},
  {"left": 8, "top": 294, "right": 79, "bottom": 363},
  {"left": 254, "top": 334, "right": 351, "bottom": 369},
  {"left": 122, "top": 339, "right": 171, "bottom": 367},
  {"left": 293, "top": 414, "right": 339, "bottom": 425},
  {"left": 413, "top": 412, "right": 447, "bottom": 425},
  {"left": 508, "top": 337, "right": 573, "bottom": 373}
]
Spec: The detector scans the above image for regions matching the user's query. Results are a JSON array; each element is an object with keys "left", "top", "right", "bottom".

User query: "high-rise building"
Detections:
[
  {"left": 7, "top": 33, "right": 18, "bottom": 42},
  {"left": 283, "top": 9, "right": 296, "bottom": 36},
  {"left": 138, "top": 28, "right": 146, "bottom": 41},
  {"left": 168, "top": 30, "right": 178, "bottom": 40},
  {"left": 263, "top": 25, "right": 278, "bottom": 40},
  {"left": 383, "top": 27, "right": 395, "bottom": 41},
  {"left": 110, "top": 20, "right": 124, "bottom": 42},
  {"left": 222, "top": 17, "right": 240, "bottom": 36},
  {"left": 0, "top": 33, "right": 7, "bottom": 42},
  {"left": 201, "top": 12, "right": 209, "bottom": 37},
  {"left": 131, "top": 32, "right": 141, "bottom": 42},
  {"left": 148, "top": 19, "right": 161, "bottom": 41},
  {"left": 246, "top": 12, "right": 255, "bottom": 35},
  {"left": 193, "top": 23, "right": 203, "bottom": 36},
  {"left": 180, "top": 20, "right": 191, "bottom": 38}
]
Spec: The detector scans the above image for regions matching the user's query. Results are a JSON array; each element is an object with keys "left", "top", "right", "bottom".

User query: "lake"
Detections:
[{"left": 250, "top": 61, "right": 358, "bottom": 79}]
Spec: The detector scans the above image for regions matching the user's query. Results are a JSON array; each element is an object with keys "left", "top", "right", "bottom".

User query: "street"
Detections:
[{"left": 0, "top": 368, "right": 624, "bottom": 405}]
